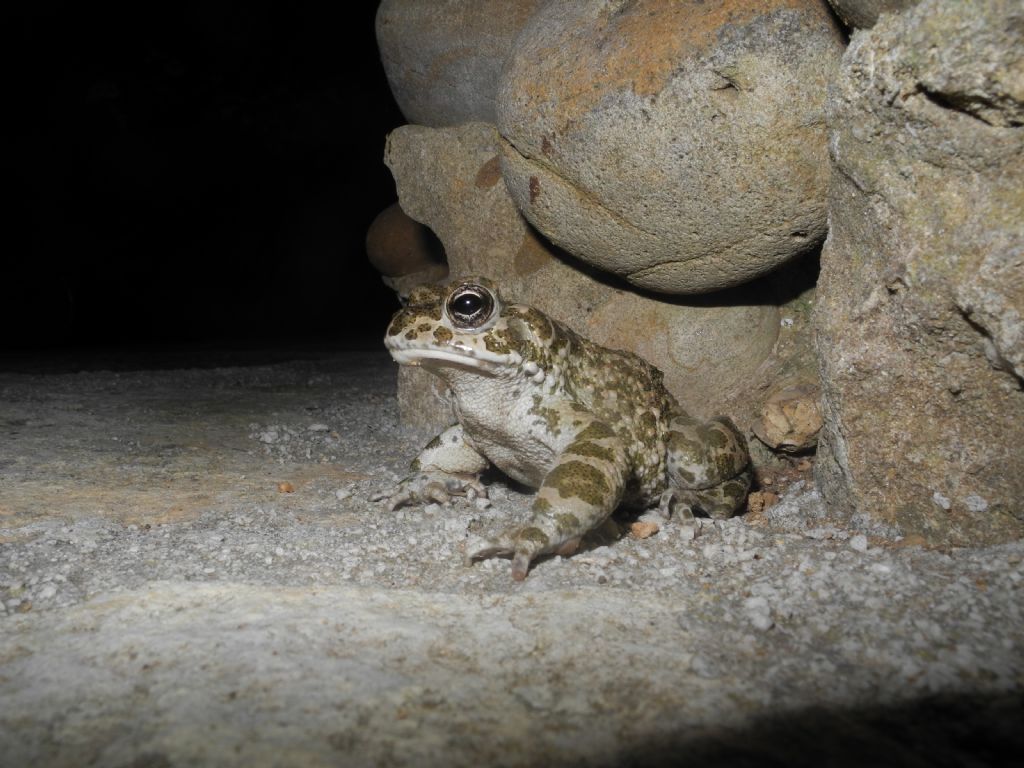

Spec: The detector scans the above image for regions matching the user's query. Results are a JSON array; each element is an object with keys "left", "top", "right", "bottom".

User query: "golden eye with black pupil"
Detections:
[{"left": 447, "top": 284, "right": 495, "bottom": 329}]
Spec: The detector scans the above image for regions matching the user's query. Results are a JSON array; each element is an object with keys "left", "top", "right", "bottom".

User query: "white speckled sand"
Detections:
[{"left": 1, "top": 351, "right": 1021, "bottom": 767}]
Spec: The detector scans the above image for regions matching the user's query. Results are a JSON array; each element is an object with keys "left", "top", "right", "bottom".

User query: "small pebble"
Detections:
[
  {"left": 849, "top": 534, "right": 869, "bottom": 553},
  {"left": 37, "top": 584, "right": 57, "bottom": 600},
  {"left": 630, "top": 521, "right": 660, "bottom": 539},
  {"left": 690, "top": 655, "right": 721, "bottom": 679},
  {"left": 964, "top": 495, "right": 988, "bottom": 513},
  {"left": 743, "top": 596, "right": 774, "bottom": 631}
]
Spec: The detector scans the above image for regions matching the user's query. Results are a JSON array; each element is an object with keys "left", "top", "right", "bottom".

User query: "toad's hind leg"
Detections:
[
  {"left": 665, "top": 412, "right": 751, "bottom": 519},
  {"left": 667, "top": 472, "right": 752, "bottom": 520},
  {"left": 468, "top": 418, "right": 629, "bottom": 581}
]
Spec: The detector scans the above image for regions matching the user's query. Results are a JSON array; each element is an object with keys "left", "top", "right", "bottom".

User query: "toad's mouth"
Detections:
[{"left": 387, "top": 342, "right": 516, "bottom": 373}]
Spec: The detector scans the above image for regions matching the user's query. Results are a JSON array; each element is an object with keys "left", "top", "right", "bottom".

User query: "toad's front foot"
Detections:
[{"left": 371, "top": 471, "right": 488, "bottom": 511}]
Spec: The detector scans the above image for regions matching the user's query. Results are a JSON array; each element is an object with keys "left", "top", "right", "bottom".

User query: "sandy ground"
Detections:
[{"left": 1, "top": 349, "right": 1021, "bottom": 767}]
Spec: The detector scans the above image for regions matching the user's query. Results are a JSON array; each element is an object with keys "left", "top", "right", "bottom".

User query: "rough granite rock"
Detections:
[
  {"left": 826, "top": 0, "right": 921, "bottom": 29},
  {"left": 496, "top": 0, "right": 844, "bottom": 294},
  {"left": 381, "top": 122, "right": 782, "bottom": 435},
  {"left": 375, "top": 0, "right": 546, "bottom": 127},
  {"left": 814, "top": 0, "right": 1024, "bottom": 545}
]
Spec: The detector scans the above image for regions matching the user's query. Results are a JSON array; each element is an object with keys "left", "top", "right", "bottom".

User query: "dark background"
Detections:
[{"left": 2, "top": 3, "right": 404, "bottom": 362}]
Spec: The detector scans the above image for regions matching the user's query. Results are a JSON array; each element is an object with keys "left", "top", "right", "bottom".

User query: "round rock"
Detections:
[
  {"left": 383, "top": 123, "right": 781, "bottom": 428},
  {"left": 750, "top": 383, "right": 823, "bottom": 453},
  {"left": 376, "top": 0, "right": 547, "bottom": 126},
  {"left": 365, "top": 202, "right": 445, "bottom": 279},
  {"left": 497, "top": 0, "right": 844, "bottom": 294}
]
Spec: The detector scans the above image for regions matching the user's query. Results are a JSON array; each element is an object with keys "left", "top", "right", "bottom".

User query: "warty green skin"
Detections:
[{"left": 380, "top": 277, "right": 751, "bottom": 581}]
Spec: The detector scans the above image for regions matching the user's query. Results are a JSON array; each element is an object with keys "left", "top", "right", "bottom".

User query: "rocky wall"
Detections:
[
  {"left": 815, "top": 0, "right": 1024, "bottom": 544},
  {"left": 369, "top": 0, "right": 1022, "bottom": 544}
]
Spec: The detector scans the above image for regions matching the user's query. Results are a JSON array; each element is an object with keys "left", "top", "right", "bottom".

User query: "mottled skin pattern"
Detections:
[{"left": 377, "top": 277, "right": 751, "bottom": 580}]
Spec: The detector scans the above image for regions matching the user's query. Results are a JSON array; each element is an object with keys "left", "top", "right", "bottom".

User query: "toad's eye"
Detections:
[{"left": 447, "top": 284, "right": 495, "bottom": 329}]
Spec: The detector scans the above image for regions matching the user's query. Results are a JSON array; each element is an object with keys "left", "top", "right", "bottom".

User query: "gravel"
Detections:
[{"left": 0, "top": 350, "right": 1021, "bottom": 767}]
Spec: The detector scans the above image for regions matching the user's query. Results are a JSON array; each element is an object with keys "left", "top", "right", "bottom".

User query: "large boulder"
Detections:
[
  {"left": 814, "top": 0, "right": 1024, "bottom": 545},
  {"left": 496, "top": 0, "right": 844, "bottom": 294},
  {"left": 375, "top": 0, "right": 546, "bottom": 127},
  {"left": 380, "top": 123, "right": 783, "bottom": 435}
]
